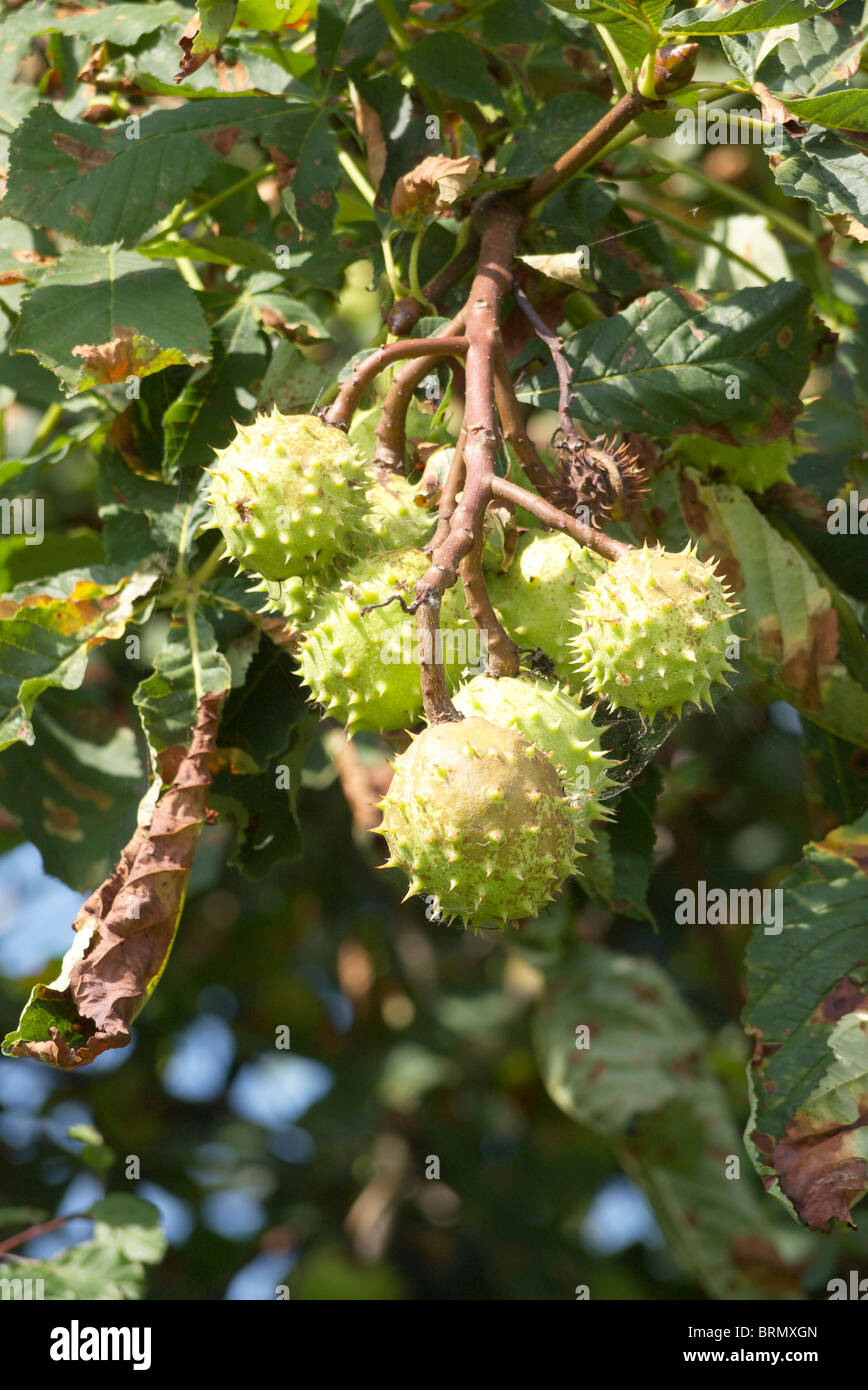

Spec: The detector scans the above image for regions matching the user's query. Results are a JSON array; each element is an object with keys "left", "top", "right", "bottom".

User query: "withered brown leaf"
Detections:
[
  {"left": 391, "top": 155, "right": 480, "bottom": 221},
  {"left": 2, "top": 694, "right": 225, "bottom": 1069}
]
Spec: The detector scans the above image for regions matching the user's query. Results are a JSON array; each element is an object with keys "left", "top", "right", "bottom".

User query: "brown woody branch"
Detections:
[
  {"left": 459, "top": 527, "right": 519, "bottom": 677},
  {"left": 512, "top": 284, "right": 585, "bottom": 441},
  {"left": 414, "top": 201, "right": 524, "bottom": 714},
  {"left": 491, "top": 475, "right": 629, "bottom": 562},
  {"left": 415, "top": 202, "right": 524, "bottom": 611},
  {"left": 373, "top": 310, "right": 466, "bottom": 470},
  {"left": 0, "top": 1213, "right": 89, "bottom": 1257},
  {"left": 426, "top": 423, "right": 467, "bottom": 554},
  {"left": 325, "top": 335, "right": 468, "bottom": 431},
  {"left": 416, "top": 596, "right": 460, "bottom": 724},
  {"left": 516, "top": 91, "right": 652, "bottom": 211},
  {"left": 493, "top": 344, "right": 561, "bottom": 504}
]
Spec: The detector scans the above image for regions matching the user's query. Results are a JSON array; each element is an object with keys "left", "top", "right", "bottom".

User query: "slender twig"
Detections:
[
  {"left": 427, "top": 424, "right": 467, "bottom": 554},
  {"left": 373, "top": 311, "right": 466, "bottom": 470},
  {"left": 188, "top": 539, "right": 226, "bottom": 589},
  {"left": 492, "top": 347, "right": 561, "bottom": 505},
  {"left": 512, "top": 284, "right": 582, "bottom": 440},
  {"left": 143, "top": 164, "right": 275, "bottom": 243},
  {"left": 517, "top": 92, "right": 652, "bottom": 212},
  {"left": 491, "top": 475, "right": 629, "bottom": 562},
  {"left": 647, "top": 152, "right": 815, "bottom": 247},
  {"left": 413, "top": 202, "right": 526, "bottom": 704},
  {"left": 337, "top": 147, "right": 378, "bottom": 207},
  {"left": 422, "top": 232, "right": 480, "bottom": 306},
  {"left": 0, "top": 1213, "right": 89, "bottom": 1257},
  {"left": 459, "top": 528, "right": 520, "bottom": 676},
  {"left": 408, "top": 226, "right": 434, "bottom": 310},
  {"left": 374, "top": 0, "right": 411, "bottom": 51},
  {"left": 617, "top": 196, "right": 775, "bottom": 284},
  {"left": 417, "top": 596, "right": 460, "bottom": 723},
  {"left": 325, "top": 336, "right": 468, "bottom": 430}
]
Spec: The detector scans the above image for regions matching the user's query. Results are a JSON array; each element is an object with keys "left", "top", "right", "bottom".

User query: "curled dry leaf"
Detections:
[
  {"left": 176, "top": 2, "right": 239, "bottom": 82},
  {"left": 517, "top": 252, "right": 589, "bottom": 288},
  {"left": 1, "top": 694, "right": 225, "bottom": 1069},
  {"left": 391, "top": 155, "right": 480, "bottom": 221},
  {"left": 349, "top": 81, "right": 386, "bottom": 195},
  {"left": 751, "top": 83, "right": 807, "bottom": 140}
]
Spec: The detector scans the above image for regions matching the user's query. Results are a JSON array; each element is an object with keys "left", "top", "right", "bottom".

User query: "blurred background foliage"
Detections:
[
  {"left": 1, "top": 0, "right": 868, "bottom": 1301},
  {"left": 1, "top": 546, "right": 866, "bottom": 1298}
]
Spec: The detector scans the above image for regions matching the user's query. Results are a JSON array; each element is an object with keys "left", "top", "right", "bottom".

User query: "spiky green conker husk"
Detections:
[
  {"left": 297, "top": 547, "right": 470, "bottom": 735},
  {"left": 252, "top": 472, "right": 432, "bottom": 624},
  {"left": 360, "top": 471, "right": 433, "bottom": 555},
  {"left": 570, "top": 542, "right": 739, "bottom": 717},
  {"left": 208, "top": 409, "right": 368, "bottom": 582},
  {"left": 452, "top": 675, "right": 616, "bottom": 843},
  {"left": 379, "top": 716, "right": 577, "bottom": 926},
  {"left": 487, "top": 531, "right": 606, "bottom": 679},
  {"left": 250, "top": 573, "right": 319, "bottom": 627}
]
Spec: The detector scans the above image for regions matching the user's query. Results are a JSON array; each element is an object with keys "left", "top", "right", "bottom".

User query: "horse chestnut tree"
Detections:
[{"left": 0, "top": 0, "right": 866, "bottom": 1306}]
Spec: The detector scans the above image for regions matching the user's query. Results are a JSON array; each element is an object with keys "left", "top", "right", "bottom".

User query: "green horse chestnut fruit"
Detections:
[
  {"left": 570, "top": 542, "right": 739, "bottom": 717},
  {"left": 208, "top": 409, "right": 367, "bottom": 582},
  {"left": 378, "top": 716, "right": 577, "bottom": 926}
]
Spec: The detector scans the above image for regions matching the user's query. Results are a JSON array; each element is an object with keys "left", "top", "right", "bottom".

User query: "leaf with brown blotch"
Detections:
[
  {"left": 744, "top": 808, "right": 868, "bottom": 1231},
  {"left": 391, "top": 155, "right": 480, "bottom": 221},
  {"left": 751, "top": 83, "right": 806, "bottom": 139},
  {"left": 1, "top": 694, "right": 225, "bottom": 1070},
  {"left": 176, "top": 2, "right": 239, "bottom": 82},
  {"left": 0, "top": 566, "right": 159, "bottom": 751},
  {"left": 679, "top": 471, "right": 868, "bottom": 748}
]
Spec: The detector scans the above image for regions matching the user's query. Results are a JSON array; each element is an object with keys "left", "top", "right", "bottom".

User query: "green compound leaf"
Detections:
[
  {"left": 544, "top": 1, "right": 664, "bottom": 71},
  {"left": 0, "top": 696, "right": 145, "bottom": 893},
  {"left": 662, "top": 0, "right": 844, "bottom": 36},
  {"left": 178, "top": 4, "right": 239, "bottom": 80},
  {"left": 209, "top": 644, "right": 316, "bottom": 877},
  {"left": 266, "top": 106, "right": 342, "bottom": 238},
  {"left": 1, "top": 97, "right": 308, "bottom": 247},
  {"left": 680, "top": 472, "right": 868, "bottom": 748},
  {"left": 0, "top": 1196, "right": 166, "bottom": 1300},
  {"left": 666, "top": 434, "right": 795, "bottom": 492},
  {"left": 519, "top": 281, "right": 824, "bottom": 444},
  {"left": 771, "top": 127, "right": 868, "bottom": 240},
  {"left": 0, "top": 1, "right": 185, "bottom": 47},
  {"left": 782, "top": 88, "right": 868, "bottom": 131},
  {"left": 578, "top": 765, "right": 661, "bottom": 922},
  {"left": 134, "top": 612, "right": 232, "bottom": 757},
  {"left": 0, "top": 566, "right": 158, "bottom": 752},
  {"left": 13, "top": 247, "right": 211, "bottom": 395},
  {"left": 724, "top": 0, "right": 867, "bottom": 93},
  {"left": 534, "top": 943, "right": 809, "bottom": 1297},
  {"left": 161, "top": 291, "right": 268, "bottom": 479},
  {"left": 743, "top": 811, "right": 868, "bottom": 1230},
  {"left": 316, "top": 0, "right": 386, "bottom": 82},
  {"left": 404, "top": 32, "right": 505, "bottom": 109}
]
